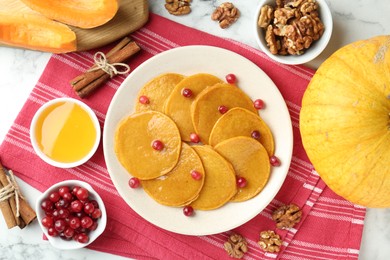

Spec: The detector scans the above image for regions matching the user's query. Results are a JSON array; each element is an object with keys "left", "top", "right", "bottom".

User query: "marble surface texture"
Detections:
[{"left": 0, "top": 0, "right": 390, "bottom": 259}]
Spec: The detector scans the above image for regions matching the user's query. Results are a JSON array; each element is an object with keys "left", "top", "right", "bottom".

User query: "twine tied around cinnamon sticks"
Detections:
[
  {"left": 87, "top": 52, "right": 131, "bottom": 78},
  {"left": 0, "top": 159, "right": 36, "bottom": 229},
  {"left": 70, "top": 37, "right": 141, "bottom": 98},
  {"left": 0, "top": 170, "right": 24, "bottom": 218}
]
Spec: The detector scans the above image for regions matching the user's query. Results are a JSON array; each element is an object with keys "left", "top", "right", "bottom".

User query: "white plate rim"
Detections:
[{"left": 103, "top": 45, "right": 293, "bottom": 236}]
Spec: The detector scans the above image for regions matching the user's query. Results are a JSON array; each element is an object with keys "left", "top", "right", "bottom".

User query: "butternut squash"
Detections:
[
  {"left": 0, "top": 0, "right": 76, "bottom": 53},
  {"left": 20, "top": 0, "right": 119, "bottom": 29}
]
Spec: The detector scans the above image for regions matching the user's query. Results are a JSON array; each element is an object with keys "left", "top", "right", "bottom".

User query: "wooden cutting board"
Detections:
[
  {"left": 0, "top": 0, "right": 149, "bottom": 52},
  {"left": 74, "top": 0, "right": 149, "bottom": 51}
]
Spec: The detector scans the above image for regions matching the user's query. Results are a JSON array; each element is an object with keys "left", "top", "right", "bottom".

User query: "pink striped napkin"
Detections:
[{"left": 0, "top": 13, "right": 365, "bottom": 259}]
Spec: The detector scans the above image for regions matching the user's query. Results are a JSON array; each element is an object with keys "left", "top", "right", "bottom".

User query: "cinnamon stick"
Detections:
[
  {"left": 0, "top": 166, "right": 17, "bottom": 228},
  {"left": 70, "top": 37, "right": 141, "bottom": 98},
  {"left": 0, "top": 160, "right": 36, "bottom": 229}
]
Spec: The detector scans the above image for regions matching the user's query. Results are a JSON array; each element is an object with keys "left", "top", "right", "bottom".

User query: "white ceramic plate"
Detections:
[{"left": 103, "top": 46, "right": 293, "bottom": 236}]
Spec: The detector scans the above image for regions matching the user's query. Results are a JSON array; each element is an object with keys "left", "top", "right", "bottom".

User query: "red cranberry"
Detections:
[
  {"left": 49, "top": 192, "right": 61, "bottom": 203},
  {"left": 189, "top": 133, "right": 200, "bottom": 143},
  {"left": 75, "top": 212, "right": 86, "bottom": 219},
  {"left": 181, "top": 88, "right": 193, "bottom": 98},
  {"left": 183, "top": 206, "right": 194, "bottom": 217},
  {"left": 91, "top": 208, "right": 102, "bottom": 219},
  {"left": 62, "top": 192, "right": 73, "bottom": 201},
  {"left": 63, "top": 227, "right": 75, "bottom": 238},
  {"left": 54, "top": 219, "right": 67, "bottom": 232},
  {"left": 83, "top": 202, "right": 95, "bottom": 215},
  {"left": 89, "top": 221, "right": 98, "bottom": 231},
  {"left": 58, "top": 186, "right": 70, "bottom": 197},
  {"left": 76, "top": 233, "right": 90, "bottom": 244},
  {"left": 139, "top": 95, "right": 150, "bottom": 104},
  {"left": 51, "top": 209, "right": 60, "bottom": 220},
  {"left": 41, "top": 216, "right": 54, "bottom": 228},
  {"left": 58, "top": 208, "right": 70, "bottom": 219},
  {"left": 76, "top": 188, "right": 89, "bottom": 201},
  {"left": 251, "top": 130, "right": 261, "bottom": 140},
  {"left": 218, "top": 105, "right": 229, "bottom": 114},
  {"left": 236, "top": 177, "right": 247, "bottom": 188},
  {"left": 129, "top": 177, "right": 140, "bottom": 188},
  {"left": 41, "top": 199, "right": 54, "bottom": 212},
  {"left": 55, "top": 199, "right": 69, "bottom": 209},
  {"left": 190, "top": 170, "right": 202, "bottom": 180},
  {"left": 59, "top": 233, "right": 72, "bottom": 241},
  {"left": 253, "top": 99, "right": 265, "bottom": 109},
  {"left": 81, "top": 216, "right": 93, "bottom": 229},
  {"left": 225, "top": 73, "right": 237, "bottom": 84},
  {"left": 152, "top": 140, "right": 164, "bottom": 151},
  {"left": 270, "top": 156, "right": 281, "bottom": 166},
  {"left": 70, "top": 200, "right": 83, "bottom": 213},
  {"left": 69, "top": 217, "right": 81, "bottom": 230},
  {"left": 47, "top": 227, "right": 59, "bottom": 237},
  {"left": 89, "top": 200, "right": 99, "bottom": 209},
  {"left": 71, "top": 186, "right": 80, "bottom": 195}
]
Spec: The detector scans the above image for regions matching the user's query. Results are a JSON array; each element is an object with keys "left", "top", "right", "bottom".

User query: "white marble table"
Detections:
[{"left": 0, "top": 1, "right": 389, "bottom": 259}]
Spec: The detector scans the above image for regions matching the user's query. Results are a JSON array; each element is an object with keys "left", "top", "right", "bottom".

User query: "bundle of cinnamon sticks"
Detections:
[
  {"left": 0, "top": 159, "right": 36, "bottom": 229},
  {"left": 70, "top": 37, "right": 141, "bottom": 98}
]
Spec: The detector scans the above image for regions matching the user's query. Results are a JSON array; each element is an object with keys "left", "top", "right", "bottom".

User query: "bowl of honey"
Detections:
[{"left": 30, "top": 98, "right": 101, "bottom": 168}]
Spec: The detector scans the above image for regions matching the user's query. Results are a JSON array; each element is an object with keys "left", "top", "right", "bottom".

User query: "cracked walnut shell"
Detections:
[
  {"left": 211, "top": 2, "right": 240, "bottom": 29},
  {"left": 223, "top": 233, "right": 248, "bottom": 259},
  {"left": 258, "top": 230, "right": 282, "bottom": 253},
  {"left": 165, "top": 0, "right": 191, "bottom": 16},
  {"left": 272, "top": 203, "right": 302, "bottom": 229}
]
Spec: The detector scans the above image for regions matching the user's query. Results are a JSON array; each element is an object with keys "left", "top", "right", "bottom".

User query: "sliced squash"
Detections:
[
  {"left": 20, "top": 0, "right": 119, "bottom": 29},
  {"left": 0, "top": 0, "right": 76, "bottom": 53}
]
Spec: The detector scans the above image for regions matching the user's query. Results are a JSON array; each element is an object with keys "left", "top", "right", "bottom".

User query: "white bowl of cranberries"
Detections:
[{"left": 36, "top": 180, "right": 107, "bottom": 249}]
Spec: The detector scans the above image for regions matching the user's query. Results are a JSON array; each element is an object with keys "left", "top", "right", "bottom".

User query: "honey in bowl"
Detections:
[{"left": 31, "top": 98, "right": 100, "bottom": 168}]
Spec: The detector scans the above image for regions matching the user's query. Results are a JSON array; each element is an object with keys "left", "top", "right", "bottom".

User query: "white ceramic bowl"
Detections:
[
  {"left": 254, "top": 0, "right": 333, "bottom": 65},
  {"left": 36, "top": 180, "right": 107, "bottom": 250},
  {"left": 30, "top": 97, "right": 101, "bottom": 168}
]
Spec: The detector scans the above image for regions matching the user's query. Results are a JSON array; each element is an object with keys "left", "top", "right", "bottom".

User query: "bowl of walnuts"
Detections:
[{"left": 254, "top": 0, "right": 333, "bottom": 65}]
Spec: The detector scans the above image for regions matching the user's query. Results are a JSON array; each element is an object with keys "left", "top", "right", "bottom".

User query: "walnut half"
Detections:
[
  {"left": 258, "top": 230, "right": 282, "bottom": 253},
  {"left": 272, "top": 203, "right": 302, "bottom": 229},
  {"left": 258, "top": 5, "right": 274, "bottom": 28},
  {"left": 211, "top": 2, "right": 240, "bottom": 29},
  {"left": 165, "top": 0, "right": 191, "bottom": 16},
  {"left": 223, "top": 233, "right": 248, "bottom": 259}
]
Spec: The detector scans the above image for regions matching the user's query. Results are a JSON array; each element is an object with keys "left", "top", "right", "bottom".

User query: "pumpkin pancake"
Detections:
[
  {"left": 214, "top": 136, "right": 270, "bottom": 202},
  {"left": 209, "top": 107, "right": 275, "bottom": 156},
  {"left": 135, "top": 73, "right": 185, "bottom": 113},
  {"left": 115, "top": 111, "right": 181, "bottom": 180},
  {"left": 191, "top": 83, "right": 257, "bottom": 144},
  {"left": 190, "top": 145, "right": 237, "bottom": 210},
  {"left": 141, "top": 143, "right": 205, "bottom": 207},
  {"left": 164, "top": 73, "right": 223, "bottom": 142}
]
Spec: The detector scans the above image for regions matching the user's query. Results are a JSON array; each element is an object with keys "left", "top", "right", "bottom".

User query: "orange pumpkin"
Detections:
[
  {"left": 0, "top": 0, "right": 76, "bottom": 53},
  {"left": 20, "top": 0, "right": 119, "bottom": 29},
  {"left": 300, "top": 35, "right": 390, "bottom": 207}
]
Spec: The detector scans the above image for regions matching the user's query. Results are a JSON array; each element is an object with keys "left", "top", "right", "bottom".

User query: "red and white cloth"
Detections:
[{"left": 0, "top": 14, "right": 365, "bottom": 259}]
